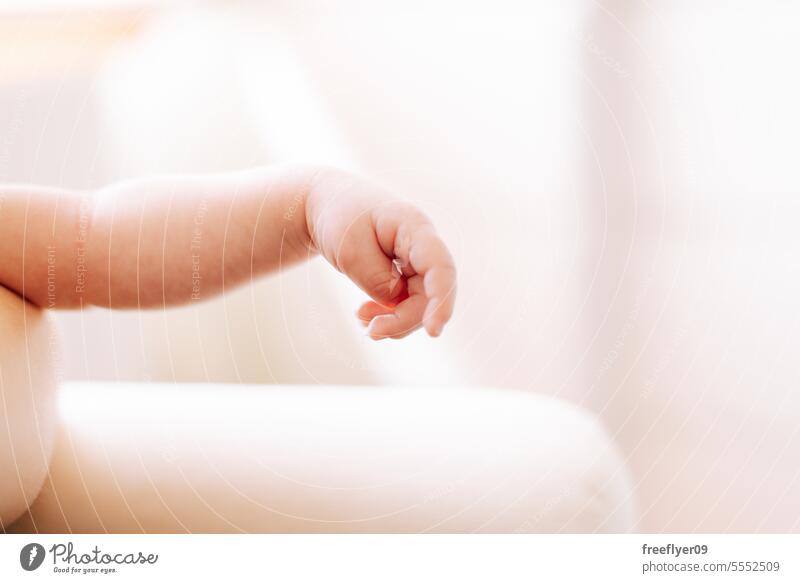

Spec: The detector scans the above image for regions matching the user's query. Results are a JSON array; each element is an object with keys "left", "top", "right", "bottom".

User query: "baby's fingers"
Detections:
[
  {"left": 406, "top": 229, "right": 457, "bottom": 337},
  {"left": 366, "top": 287, "right": 427, "bottom": 340},
  {"left": 422, "top": 266, "right": 456, "bottom": 336},
  {"left": 357, "top": 301, "right": 394, "bottom": 327}
]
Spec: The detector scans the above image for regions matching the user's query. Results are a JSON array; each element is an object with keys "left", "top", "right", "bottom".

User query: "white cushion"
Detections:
[{"left": 15, "top": 382, "right": 635, "bottom": 533}]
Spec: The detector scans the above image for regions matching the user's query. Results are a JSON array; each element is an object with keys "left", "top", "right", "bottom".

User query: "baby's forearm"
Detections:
[{"left": 0, "top": 165, "right": 317, "bottom": 309}]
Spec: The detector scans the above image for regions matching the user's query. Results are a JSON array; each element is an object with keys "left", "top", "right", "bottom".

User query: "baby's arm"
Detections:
[
  {"left": 0, "top": 166, "right": 315, "bottom": 310},
  {"left": 0, "top": 165, "right": 455, "bottom": 338}
]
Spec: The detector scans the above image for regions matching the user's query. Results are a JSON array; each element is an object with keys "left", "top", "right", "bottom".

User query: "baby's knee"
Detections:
[{"left": 0, "top": 286, "right": 60, "bottom": 529}]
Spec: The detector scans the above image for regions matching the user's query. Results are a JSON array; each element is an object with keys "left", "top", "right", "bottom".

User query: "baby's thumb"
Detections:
[
  {"left": 362, "top": 263, "right": 407, "bottom": 307},
  {"left": 332, "top": 226, "right": 407, "bottom": 307},
  {"left": 339, "top": 250, "right": 406, "bottom": 307}
]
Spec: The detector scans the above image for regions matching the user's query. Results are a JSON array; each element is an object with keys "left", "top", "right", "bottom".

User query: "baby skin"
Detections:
[{"left": 0, "top": 165, "right": 456, "bottom": 338}]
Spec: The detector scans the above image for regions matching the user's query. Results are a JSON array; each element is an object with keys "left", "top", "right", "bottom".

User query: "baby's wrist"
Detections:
[
  {"left": 263, "top": 163, "right": 327, "bottom": 257},
  {"left": 299, "top": 164, "right": 353, "bottom": 253}
]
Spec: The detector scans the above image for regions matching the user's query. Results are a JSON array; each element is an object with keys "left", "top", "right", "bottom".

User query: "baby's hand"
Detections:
[{"left": 305, "top": 169, "right": 456, "bottom": 339}]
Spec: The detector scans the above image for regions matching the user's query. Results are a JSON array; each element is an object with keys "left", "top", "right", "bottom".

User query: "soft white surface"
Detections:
[{"left": 36, "top": 382, "right": 636, "bottom": 533}]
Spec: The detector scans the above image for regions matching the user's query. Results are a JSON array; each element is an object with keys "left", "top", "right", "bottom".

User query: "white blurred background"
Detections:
[{"left": 2, "top": 0, "right": 799, "bottom": 532}]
